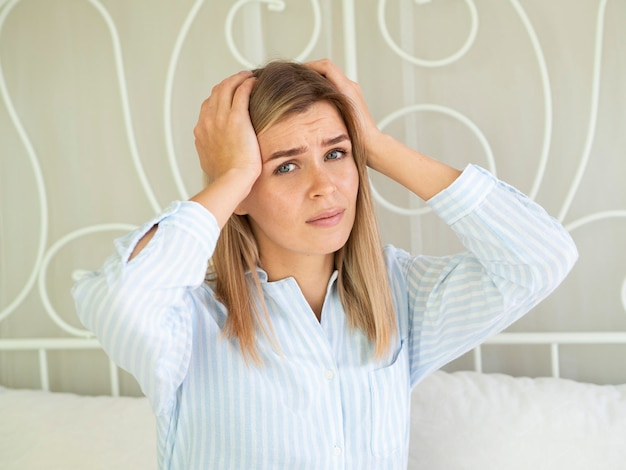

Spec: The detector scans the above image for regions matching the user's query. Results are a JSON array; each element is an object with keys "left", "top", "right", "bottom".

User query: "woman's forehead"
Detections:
[{"left": 259, "top": 102, "right": 348, "bottom": 144}]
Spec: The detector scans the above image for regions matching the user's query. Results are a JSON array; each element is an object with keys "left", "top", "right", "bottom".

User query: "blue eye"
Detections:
[
  {"left": 275, "top": 162, "right": 296, "bottom": 174},
  {"left": 326, "top": 149, "right": 346, "bottom": 160}
]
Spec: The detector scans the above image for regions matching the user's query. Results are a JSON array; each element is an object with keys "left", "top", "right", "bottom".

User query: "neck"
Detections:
[{"left": 260, "top": 253, "right": 335, "bottom": 320}]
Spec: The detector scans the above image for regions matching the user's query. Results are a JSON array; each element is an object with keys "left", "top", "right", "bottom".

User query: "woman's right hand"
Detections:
[
  {"left": 193, "top": 70, "right": 261, "bottom": 187},
  {"left": 190, "top": 71, "right": 262, "bottom": 228}
]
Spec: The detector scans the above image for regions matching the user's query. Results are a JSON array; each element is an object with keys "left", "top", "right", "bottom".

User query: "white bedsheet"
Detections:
[
  {"left": 0, "top": 386, "right": 156, "bottom": 470},
  {"left": 2, "top": 371, "right": 626, "bottom": 469}
]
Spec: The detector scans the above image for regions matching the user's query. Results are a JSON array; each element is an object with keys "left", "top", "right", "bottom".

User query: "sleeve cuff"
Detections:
[{"left": 114, "top": 201, "right": 220, "bottom": 262}]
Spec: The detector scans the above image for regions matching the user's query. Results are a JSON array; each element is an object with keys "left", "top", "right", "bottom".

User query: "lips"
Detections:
[{"left": 306, "top": 209, "right": 345, "bottom": 227}]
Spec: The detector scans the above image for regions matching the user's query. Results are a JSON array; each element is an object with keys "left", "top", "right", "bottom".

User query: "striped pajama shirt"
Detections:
[{"left": 72, "top": 164, "right": 577, "bottom": 469}]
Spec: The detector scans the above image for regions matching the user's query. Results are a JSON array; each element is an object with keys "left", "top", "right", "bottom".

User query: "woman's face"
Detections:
[{"left": 237, "top": 101, "right": 359, "bottom": 270}]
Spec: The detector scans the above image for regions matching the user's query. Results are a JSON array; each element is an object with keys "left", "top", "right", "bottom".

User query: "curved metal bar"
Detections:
[
  {"left": 164, "top": 0, "right": 206, "bottom": 201},
  {"left": 509, "top": 0, "right": 553, "bottom": 200},
  {"left": 558, "top": 0, "right": 608, "bottom": 222},
  {"left": 565, "top": 209, "right": 626, "bottom": 315},
  {"left": 37, "top": 223, "right": 136, "bottom": 337},
  {"left": 225, "top": 0, "right": 321, "bottom": 69},
  {"left": 0, "top": 0, "right": 48, "bottom": 323},
  {"left": 371, "top": 103, "right": 496, "bottom": 215},
  {"left": 342, "top": 0, "right": 358, "bottom": 80},
  {"left": 87, "top": 0, "right": 161, "bottom": 214},
  {"left": 564, "top": 210, "right": 626, "bottom": 233},
  {"left": 377, "top": 0, "right": 479, "bottom": 68}
]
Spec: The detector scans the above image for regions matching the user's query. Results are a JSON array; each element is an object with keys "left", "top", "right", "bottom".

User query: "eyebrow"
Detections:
[{"left": 266, "top": 133, "right": 350, "bottom": 162}]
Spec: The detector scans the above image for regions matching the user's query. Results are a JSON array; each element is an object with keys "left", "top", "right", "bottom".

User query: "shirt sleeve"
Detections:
[
  {"left": 386, "top": 165, "right": 578, "bottom": 387},
  {"left": 72, "top": 201, "right": 220, "bottom": 415}
]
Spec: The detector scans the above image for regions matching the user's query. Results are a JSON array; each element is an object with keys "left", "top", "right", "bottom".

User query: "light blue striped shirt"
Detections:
[{"left": 73, "top": 165, "right": 577, "bottom": 469}]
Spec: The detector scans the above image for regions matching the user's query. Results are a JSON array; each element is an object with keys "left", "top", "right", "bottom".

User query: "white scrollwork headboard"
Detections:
[{"left": 1, "top": 0, "right": 624, "bottom": 393}]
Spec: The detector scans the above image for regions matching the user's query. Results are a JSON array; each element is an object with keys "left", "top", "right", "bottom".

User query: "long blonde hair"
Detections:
[{"left": 208, "top": 61, "right": 396, "bottom": 363}]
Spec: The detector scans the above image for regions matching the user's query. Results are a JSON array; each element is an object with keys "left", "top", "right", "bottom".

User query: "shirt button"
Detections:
[
  {"left": 324, "top": 369, "right": 335, "bottom": 380},
  {"left": 333, "top": 446, "right": 342, "bottom": 456}
]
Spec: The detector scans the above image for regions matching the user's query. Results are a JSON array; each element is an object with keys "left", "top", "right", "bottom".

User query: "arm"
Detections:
[
  {"left": 130, "top": 71, "right": 260, "bottom": 260},
  {"left": 398, "top": 166, "right": 578, "bottom": 384},
  {"left": 73, "top": 71, "right": 263, "bottom": 414},
  {"left": 305, "top": 58, "right": 461, "bottom": 200},
  {"left": 72, "top": 202, "right": 219, "bottom": 415},
  {"left": 307, "top": 59, "right": 578, "bottom": 383}
]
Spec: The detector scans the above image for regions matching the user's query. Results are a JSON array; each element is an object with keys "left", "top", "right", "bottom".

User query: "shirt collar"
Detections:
[{"left": 249, "top": 266, "right": 339, "bottom": 287}]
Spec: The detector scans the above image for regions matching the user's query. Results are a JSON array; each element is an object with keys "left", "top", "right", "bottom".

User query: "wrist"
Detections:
[
  {"left": 365, "top": 133, "right": 401, "bottom": 174},
  {"left": 191, "top": 168, "right": 259, "bottom": 228}
]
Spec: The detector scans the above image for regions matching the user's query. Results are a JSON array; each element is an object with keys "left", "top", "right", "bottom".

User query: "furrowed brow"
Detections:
[
  {"left": 267, "top": 146, "right": 307, "bottom": 162},
  {"left": 322, "top": 134, "right": 350, "bottom": 147},
  {"left": 266, "top": 134, "right": 350, "bottom": 162}
]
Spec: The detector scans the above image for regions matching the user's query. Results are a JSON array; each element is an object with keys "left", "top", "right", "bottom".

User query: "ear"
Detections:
[{"left": 233, "top": 201, "right": 248, "bottom": 216}]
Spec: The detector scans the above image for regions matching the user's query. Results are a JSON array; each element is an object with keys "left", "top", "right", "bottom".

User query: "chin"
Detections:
[{"left": 321, "top": 234, "right": 351, "bottom": 255}]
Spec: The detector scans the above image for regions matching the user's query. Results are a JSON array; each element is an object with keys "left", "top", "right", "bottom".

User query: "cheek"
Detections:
[
  {"left": 236, "top": 179, "right": 279, "bottom": 217},
  {"left": 341, "top": 164, "right": 360, "bottom": 201},
  {"left": 244, "top": 186, "right": 292, "bottom": 224}
]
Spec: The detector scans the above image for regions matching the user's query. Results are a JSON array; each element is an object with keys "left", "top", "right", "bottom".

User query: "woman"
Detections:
[{"left": 73, "top": 59, "right": 578, "bottom": 469}]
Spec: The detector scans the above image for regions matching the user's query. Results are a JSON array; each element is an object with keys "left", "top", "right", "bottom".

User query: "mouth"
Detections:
[{"left": 306, "top": 209, "right": 345, "bottom": 227}]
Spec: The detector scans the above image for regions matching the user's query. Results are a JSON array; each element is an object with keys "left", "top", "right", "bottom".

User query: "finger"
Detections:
[
  {"left": 213, "top": 70, "right": 254, "bottom": 114},
  {"left": 305, "top": 58, "right": 351, "bottom": 84},
  {"left": 304, "top": 58, "right": 336, "bottom": 77},
  {"left": 304, "top": 58, "right": 357, "bottom": 95},
  {"left": 196, "top": 72, "right": 253, "bottom": 140},
  {"left": 231, "top": 76, "right": 256, "bottom": 113}
]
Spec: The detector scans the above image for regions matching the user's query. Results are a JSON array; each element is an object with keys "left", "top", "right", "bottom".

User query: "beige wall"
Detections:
[{"left": 1, "top": 0, "right": 625, "bottom": 394}]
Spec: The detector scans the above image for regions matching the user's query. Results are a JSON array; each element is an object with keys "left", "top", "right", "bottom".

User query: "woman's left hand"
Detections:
[
  {"left": 304, "top": 59, "right": 389, "bottom": 168},
  {"left": 306, "top": 58, "right": 461, "bottom": 200}
]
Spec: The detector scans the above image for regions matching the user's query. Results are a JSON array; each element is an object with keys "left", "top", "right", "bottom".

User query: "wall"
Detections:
[{"left": 1, "top": 0, "right": 624, "bottom": 394}]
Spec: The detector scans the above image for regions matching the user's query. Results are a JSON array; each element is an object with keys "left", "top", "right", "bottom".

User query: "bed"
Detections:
[{"left": 1, "top": 333, "right": 626, "bottom": 469}]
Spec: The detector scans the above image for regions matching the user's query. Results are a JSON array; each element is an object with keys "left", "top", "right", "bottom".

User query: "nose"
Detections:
[{"left": 307, "top": 165, "right": 336, "bottom": 198}]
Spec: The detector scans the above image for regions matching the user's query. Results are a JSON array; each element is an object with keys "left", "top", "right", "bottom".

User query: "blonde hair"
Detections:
[{"left": 208, "top": 61, "right": 396, "bottom": 363}]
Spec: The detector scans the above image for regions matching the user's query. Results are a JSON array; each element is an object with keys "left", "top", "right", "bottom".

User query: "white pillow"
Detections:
[
  {"left": 4, "top": 372, "right": 626, "bottom": 469},
  {"left": 409, "top": 371, "right": 626, "bottom": 470},
  {"left": 0, "top": 387, "right": 156, "bottom": 470}
]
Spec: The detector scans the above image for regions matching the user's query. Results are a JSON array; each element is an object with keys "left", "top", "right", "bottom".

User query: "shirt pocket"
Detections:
[{"left": 368, "top": 341, "right": 411, "bottom": 457}]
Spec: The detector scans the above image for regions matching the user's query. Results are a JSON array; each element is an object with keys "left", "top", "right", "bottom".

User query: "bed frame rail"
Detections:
[
  {"left": 0, "top": 338, "right": 120, "bottom": 396},
  {"left": 479, "top": 332, "right": 626, "bottom": 378},
  {"left": 2, "top": 332, "right": 626, "bottom": 394}
]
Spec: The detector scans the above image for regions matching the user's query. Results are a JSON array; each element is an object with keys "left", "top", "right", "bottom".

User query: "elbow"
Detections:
[
  {"left": 563, "top": 233, "right": 579, "bottom": 274},
  {"left": 530, "top": 229, "right": 578, "bottom": 300},
  {"left": 552, "top": 229, "right": 579, "bottom": 283},
  {"left": 71, "top": 271, "right": 101, "bottom": 333}
]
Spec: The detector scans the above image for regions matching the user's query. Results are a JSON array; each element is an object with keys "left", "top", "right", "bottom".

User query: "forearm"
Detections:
[
  {"left": 404, "top": 166, "right": 578, "bottom": 382},
  {"left": 190, "top": 168, "right": 257, "bottom": 228},
  {"left": 127, "top": 67, "right": 261, "bottom": 261},
  {"left": 428, "top": 165, "right": 578, "bottom": 305},
  {"left": 366, "top": 133, "right": 461, "bottom": 201},
  {"left": 130, "top": 168, "right": 255, "bottom": 260}
]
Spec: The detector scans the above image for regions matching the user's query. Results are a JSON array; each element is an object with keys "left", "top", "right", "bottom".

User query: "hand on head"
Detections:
[
  {"left": 305, "top": 59, "right": 384, "bottom": 160},
  {"left": 193, "top": 70, "right": 261, "bottom": 185},
  {"left": 193, "top": 58, "right": 388, "bottom": 193}
]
